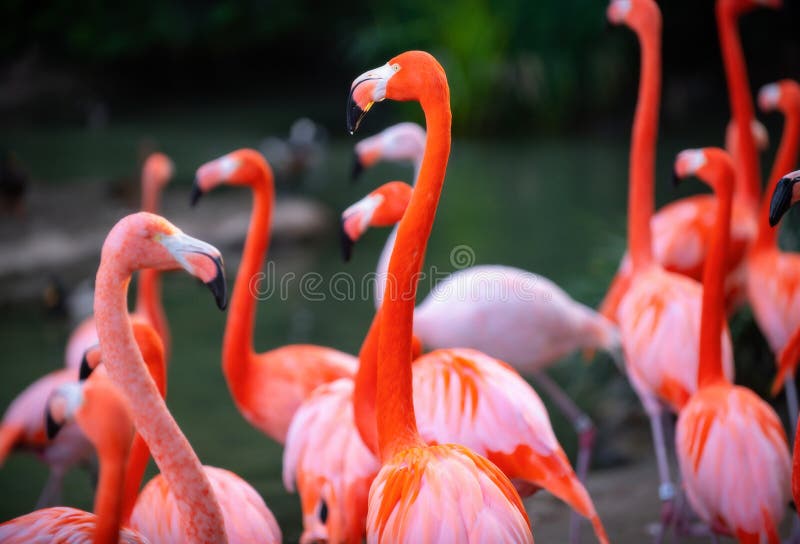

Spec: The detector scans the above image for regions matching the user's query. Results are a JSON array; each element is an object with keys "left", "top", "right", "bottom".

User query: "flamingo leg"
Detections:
[
  {"left": 784, "top": 373, "right": 798, "bottom": 443},
  {"left": 643, "top": 402, "right": 678, "bottom": 544},
  {"left": 531, "top": 370, "right": 595, "bottom": 544}
]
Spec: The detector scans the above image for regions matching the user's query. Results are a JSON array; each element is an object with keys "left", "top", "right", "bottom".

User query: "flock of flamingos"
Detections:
[{"left": 1, "top": 0, "right": 800, "bottom": 542}]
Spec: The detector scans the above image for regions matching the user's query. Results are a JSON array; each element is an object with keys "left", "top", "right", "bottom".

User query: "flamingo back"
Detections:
[{"left": 0, "top": 506, "right": 148, "bottom": 543}]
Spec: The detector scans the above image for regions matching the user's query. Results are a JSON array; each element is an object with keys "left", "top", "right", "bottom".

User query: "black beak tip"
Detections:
[
  {"left": 769, "top": 177, "right": 795, "bottom": 227},
  {"left": 189, "top": 179, "right": 203, "bottom": 207},
  {"left": 346, "top": 90, "right": 367, "bottom": 135},
  {"left": 351, "top": 152, "right": 365, "bottom": 183},
  {"left": 339, "top": 220, "right": 354, "bottom": 262},
  {"left": 672, "top": 169, "right": 683, "bottom": 188},
  {"left": 205, "top": 257, "right": 228, "bottom": 310},
  {"left": 79, "top": 353, "right": 94, "bottom": 381},
  {"left": 46, "top": 411, "right": 62, "bottom": 441}
]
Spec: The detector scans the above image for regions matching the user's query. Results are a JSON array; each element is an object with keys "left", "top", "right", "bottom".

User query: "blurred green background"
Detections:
[{"left": 1, "top": 0, "right": 799, "bottom": 541}]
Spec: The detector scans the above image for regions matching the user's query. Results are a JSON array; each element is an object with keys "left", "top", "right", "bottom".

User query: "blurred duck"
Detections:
[{"left": 259, "top": 117, "right": 328, "bottom": 185}]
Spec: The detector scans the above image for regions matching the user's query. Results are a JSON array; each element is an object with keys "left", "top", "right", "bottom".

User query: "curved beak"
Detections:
[
  {"left": 673, "top": 149, "right": 706, "bottom": 183},
  {"left": 159, "top": 232, "right": 228, "bottom": 310},
  {"left": 190, "top": 177, "right": 204, "bottom": 207},
  {"left": 758, "top": 83, "right": 780, "bottom": 113},
  {"left": 769, "top": 176, "right": 798, "bottom": 227},
  {"left": 340, "top": 219, "right": 355, "bottom": 262},
  {"left": 79, "top": 345, "right": 101, "bottom": 381},
  {"left": 45, "top": 409, "right": 62, "bottom": 440},
  {"left": 351, "top": 151, "right": 365, "bottom": 183},
  {"left": 347, "top": 63, "right": 397, "bottom": 134}
]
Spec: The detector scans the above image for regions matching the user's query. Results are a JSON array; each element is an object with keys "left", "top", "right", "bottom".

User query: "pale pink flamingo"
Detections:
[
  {"left": 346, "top": 49, "right": 533, "bottom": 544},
  {"left": 190, "top": 149, "right": 356, "bottom": 444},
  {"left": 0, "top": 378, "right": 147, "bottom": 543},
  {"left": 64, "top": 152, "right": 175, "bottom": 371},
  {"left": 92, "top": 212, "right": 280, "bottom": 543},
  {"left": 606, "top": 0, "right": 735, "bottom": 534},
  {"left": 674, "top": 147, "right": 790, "bottom": 543},
  {"left": 745, "top": 80, "right": 800, "bottom": 430},
  {"left": 598, "top": 0, "right": 781, "bottom": 322}
]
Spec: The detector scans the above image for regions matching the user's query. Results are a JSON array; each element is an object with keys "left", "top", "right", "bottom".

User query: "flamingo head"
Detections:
[
  {"left": 47, "top": 379, "right": 135, "bottom": 458},
  {"left": 101, "top": 213, "right": 227, "bottom": 310},
  {"left": 759, "top": 80, "right": 800, "bottom": 115},
  {"left": 607, "top": 0, "right": 660, "bottom": 30},
  {"left": 769, "top": 170, "right": 800, "bottom": 226},
  {"left": 79, "top": 344, "right": 102, "bottom": 381},
  {"left": 191, "top": 149, "right": 273, "bottom": 206},
  {"left": 673, "top": 148, "right": 734, "bottom": 195},
  {"left": 340, "top": 181, "right": 413, "bottom": 261},
  {"left": 142, "top": 152, "right": 174, "bottom": 195},
  {"left": 352, "top": 122, "right": 427, "bottom": 181},
  {"left": 347, "top": 51, "right": 448, "bottom": 134}
]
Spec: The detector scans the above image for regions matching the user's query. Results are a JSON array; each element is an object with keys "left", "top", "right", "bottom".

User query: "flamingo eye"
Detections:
[
  {"left": 392, "top": 64, "right": 400, "bottom": 72},
  {"left": 318, "top": 499, "right": 329, "bottom": 524}
]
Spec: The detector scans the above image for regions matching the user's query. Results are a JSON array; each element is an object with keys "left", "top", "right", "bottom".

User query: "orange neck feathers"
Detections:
[
  {"left": 717, "top": 0, "right": 761, "bottom": 210},
  {"left": 626, "top": 3, "right": 661, "bottom": 272}
]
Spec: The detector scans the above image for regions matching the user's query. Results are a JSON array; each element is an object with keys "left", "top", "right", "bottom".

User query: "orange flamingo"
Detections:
[
  {"left": 92, "top": 212, "right": 280, "bottom": 543},
  {"left": 190, "top": 149, "right": 356, "bottom": 444},
  {"left": 674, "top": 147, "right": 790, "bottom": 543},
  {"left": 599, "top": 0, "right": 781, "bottom": 323},
  {"left": 768, "top": 178, "right": 800, "bottom": 517},
  {"left": 607, "top": 0, "right": 735, "bottom": 532},
  {"left": 345, "top": 50, "right": 533, "bottom": 543},
  {"left": 65, "top": 152, "right": 174, "bottom": 371},
  {"left": 0, "top": 378, "right": 147, "bottom": 543},
  {"left": 745, "top": 80, "right": 800, "bottom": 428}
]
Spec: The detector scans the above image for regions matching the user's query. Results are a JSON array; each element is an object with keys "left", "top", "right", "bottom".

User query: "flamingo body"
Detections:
[
  {"left": 130, "top": 466, "right": 280, "bottom": 544},
  {"left": 413, "top": 266, "right": 618, "bottom": 373},
  {"left": 617, "top": 266, "right": 734, "bottom": 412},
  {"left": 0, "top": 507, "right": 148, "bottom": 544},
  {"left": 367, "top": 443, "right": 533, "bottom": 544},
  {"left": 676, "top": 384, "right": 789, "bottom": 542}
]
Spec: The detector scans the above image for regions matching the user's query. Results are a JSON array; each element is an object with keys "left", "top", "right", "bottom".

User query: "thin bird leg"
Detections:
[
  {"left": 644, "top": 401, "right": 677, "bottom": 544},
  {"left": 531, "top": 370, "right": 595, "bottom": 544},
  {"left": 785, "top": 373, "right": 798, "bottom": 443}
]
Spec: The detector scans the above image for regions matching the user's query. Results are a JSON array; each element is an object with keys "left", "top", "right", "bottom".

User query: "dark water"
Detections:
[{"left": 0, "top": 104, "right": 777, "bottom": 539}]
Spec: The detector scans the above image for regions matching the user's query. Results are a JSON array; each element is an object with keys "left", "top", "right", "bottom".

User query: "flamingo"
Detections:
[
  {"left": 0, "top": 378, "right": 147, "bottom": 543},
  {"left": 64, "top": 152, "right": 175, "bottom": 371},
  {"left": 342, "top": 175, "right": 620, "bottom": 483},
  {"left": 91, "top": 212, "right": 280, "bottom": 543},
  {"left": 745, "top": 80, "right": 800, "bottom": 429},
  {"left": 674, "top": 147, "right": 790, "bottom": 542},
  {"left": 598, "top": 0, "right": 781, "bottom": 323},
  {"left": 345, "top": 49, "right": 533, "bottom": 544},
  {"left": 767, "top": 176, "right": 800, "bottom": 517},
  {"left": 189, "top": 148, "right": 356, "bottom": 444},
  {"left": 606, "top": 0, "right": 735, "bottom": 532}
]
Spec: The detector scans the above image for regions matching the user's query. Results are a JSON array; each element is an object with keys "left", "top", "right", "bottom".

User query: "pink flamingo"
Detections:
[
  {"left": 674, "top": 147, "right": 790, "bottom": 543},
  {"left": 65, "top": 152, "right": 175, "bottom": 371},
  {"left": 0, "top": 378, "right": 147, "bottom": 543},
  {"left": 346, "top": 49, "right": 533, "bottom": 544},
  {"left": 598, "top": 0, "right": 781, "bottom": 322},
  {"left": 92, "top": 212, "right": 280, "bottom": 543},
  {"left": 190, "top": 149, "right": 356, "bottom": 444},
  {"left": 606, "top": 0, "right": 735, "bottom": 534},
  {"left": 745, "top": 80, "right": 800, "bottom": 428}
]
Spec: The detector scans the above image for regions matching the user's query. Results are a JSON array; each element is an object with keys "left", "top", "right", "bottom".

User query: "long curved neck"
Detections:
[
  {"left": 95, "top": 262, "right": 227, "bottom": 544},
  {"left": 135, "top": 181, "right": 169, "bottom": 357},
  {"left": 755, "top": 102, "right": 800, "bottom": 249},
  {"left": 92, "top": 446, "right": 129, "bottom": 544},
  {"left": 223, "top": 176, "right": 274, "bottom": 403},
  {"left": 717, "top": 3, "right": 761, "bottom": 209},
  {"left": 120, "top": 346, "right": 168, "bottom": 524},
  {"left": 353, "top": 308, "right": 381, "bottom": 454},
  {"left": 627, "top": 19, "right": 661, "bottom": 272},
  {"left": 698, "top": 166, "right": 734, "bottom": 389},
  {"left": 376, "top": 91, "right": 451, "bottom": 461}
]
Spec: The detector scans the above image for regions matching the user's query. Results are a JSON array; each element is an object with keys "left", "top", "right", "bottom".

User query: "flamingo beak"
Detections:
[
  {"left": 190, "top": 178, "right": 204, "bottom": 207},
  {"left": 45, "top": 409, "right": 62, "bottom": 440},
  {"left": 673, "top": 149, "right": 706, "bottom": 184},
  {"left": 340, "top": 220, "right": 355, "bottom": 262},
  {"left": 347, "top": 64, "right": 397, "bottom": 134},
  {"left": 339, "top": 193, "right": 383, "bottom": 261},
  {"left": 46, "top": 382, "right": 83, "bottom": 440},
  {"left": 769, "top": 176, "right": 798, "bottom": 227},
  {"left": 159, "top": 232, "right": 228, "bottom": 310},
  {"left": 351, "top": 151, "right": 365, "bottom": 183}
]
